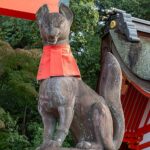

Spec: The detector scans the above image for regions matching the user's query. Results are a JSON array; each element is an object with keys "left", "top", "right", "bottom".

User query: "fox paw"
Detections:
[
  {"left": 76, "top": 141, "right": 103, "bottom": 149},
  {"left": 36, "top": 140, "right": 61, "bottom": 150},
  {"left": 76, "top": 141, "right": 92, "bottom": 149}
]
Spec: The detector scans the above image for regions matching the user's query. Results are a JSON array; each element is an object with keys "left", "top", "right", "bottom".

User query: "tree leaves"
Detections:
[{"left": 0, "top": 41, "right": 41, "bottom": 149}]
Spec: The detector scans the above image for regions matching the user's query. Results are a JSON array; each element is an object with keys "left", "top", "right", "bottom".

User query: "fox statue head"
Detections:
[{"left": 36, "top": 3, "right": 73, "bottom": 45}]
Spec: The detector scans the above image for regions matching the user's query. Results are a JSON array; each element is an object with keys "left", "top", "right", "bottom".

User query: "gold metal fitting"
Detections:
[{"left": 110, "top": 20, "right": 117, "bottom": 29}]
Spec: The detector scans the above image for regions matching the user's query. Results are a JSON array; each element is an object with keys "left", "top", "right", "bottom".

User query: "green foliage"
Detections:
[
  {"left": 0, "top": 132, "right": 30, "bottom": 150},
  {"left": 0, "top": 41, "right": 41, "bottom": 149},
  {"left": 26, "top": 122, "right": 43, "bottom": 149},
  {"left": 97, "top": 0, "right": 150, "bottom": 20},
  {"left": 0, "top": 47, "right": 40, "bottom": 113},
  {"left": 0, "top": 16, "right": 42, "bottom": 48},
  {"left": 70, "top": 0, "right": 100, "bottom": 88},
  {"left": 139, "top": 0, "right": 150, "bottom": 20},
  {"left": 63, "top": 132, "right": 75, "bottom": 147},
  {"left": 0, "top": 107, "right": 30, "bottom": 150}
]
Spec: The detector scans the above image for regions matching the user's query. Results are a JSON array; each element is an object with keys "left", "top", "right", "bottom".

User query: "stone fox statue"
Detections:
[{"left": 36, "top": 3, "right": 125, "bottom": 150}]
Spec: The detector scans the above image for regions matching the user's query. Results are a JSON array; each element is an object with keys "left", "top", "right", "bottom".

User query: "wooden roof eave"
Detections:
[{"left": 132, "top": 17, "right": 150, "bottom": 34}]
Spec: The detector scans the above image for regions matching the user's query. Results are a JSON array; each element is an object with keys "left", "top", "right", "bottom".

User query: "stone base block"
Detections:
[
  {"left": 44, "top": 148, "right": 82, "bottom": 150},
  {"left": 44, "top": 148, "right": 96, "bottom": 150}
]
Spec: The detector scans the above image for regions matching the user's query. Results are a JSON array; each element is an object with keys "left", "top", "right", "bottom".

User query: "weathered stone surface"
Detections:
[
  {"left": 44, "top": 148, "right": 84, "bottom": 150},
  {"left": 37, "top": 146, "right": 97, "bottom": 150},
  {"left": 36, "top": 4, "right": 125, "bottom": 150},
  {"left": 110, "top": 30, "right": 150, "bottom": 80}
]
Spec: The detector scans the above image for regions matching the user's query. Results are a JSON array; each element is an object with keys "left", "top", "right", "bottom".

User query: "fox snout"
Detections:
[
  {"left": 48, "top": 29, "right": 59, "bottom": 38},
  {"left": 44, "top": 27, "right": 60, "bottom": 44}
]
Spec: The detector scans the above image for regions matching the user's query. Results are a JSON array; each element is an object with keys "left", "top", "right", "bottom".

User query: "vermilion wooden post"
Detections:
[{"left": 0, "top": 0, "right": 59, "bottom": 20}]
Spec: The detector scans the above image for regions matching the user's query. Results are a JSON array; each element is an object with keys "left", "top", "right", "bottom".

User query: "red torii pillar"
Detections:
[{"left": 0, "top": 0, "right": 59, "bottom": 20}]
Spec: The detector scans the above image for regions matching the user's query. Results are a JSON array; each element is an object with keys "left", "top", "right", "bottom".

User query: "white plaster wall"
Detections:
[{"left": 140, "top": 125, "right": 150, "bottom": 150}]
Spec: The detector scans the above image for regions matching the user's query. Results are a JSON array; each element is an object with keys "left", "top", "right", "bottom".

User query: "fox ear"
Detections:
[
  {"left": 59, "top": 3, "right": 73, "bottom": 24},
  {"left": 36, "top": 4, "right": 50, "bottom": 25}
]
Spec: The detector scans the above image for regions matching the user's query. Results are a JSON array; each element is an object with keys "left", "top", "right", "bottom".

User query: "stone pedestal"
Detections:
[
  {"left": 44, "top": 148, "right": 82, "bottom": 150},
  {"left": 44, "top": 148, "right": 95, "bottom": 150}
]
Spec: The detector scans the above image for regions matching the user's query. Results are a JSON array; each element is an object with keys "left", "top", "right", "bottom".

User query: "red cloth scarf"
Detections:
[{"left": 37, "top": 44, "right": 81, "bottom": 80}]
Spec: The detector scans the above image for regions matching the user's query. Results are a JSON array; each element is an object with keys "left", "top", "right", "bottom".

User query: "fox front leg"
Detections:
[
  {"left": 36, "top": 103, "right": 57, "bottom": 150},
  {"left": 50, "top": 106, "right": 74, "bottom": 147},
  {"left": 42, "top": 112, "right": 56, "bottom": 143}
]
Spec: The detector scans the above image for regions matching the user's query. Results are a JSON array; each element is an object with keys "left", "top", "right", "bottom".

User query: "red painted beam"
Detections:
[
  {"left": 123, "top": 137, "right": 142, "bottom": 144},
  {"left": 139, "top": 142, "right": 150, "bottom": 149},
  {"left": 0, "top": 0, "right": 59, "bottom": 20},
  {"left": 128, "top": 144, "right": 139, "bottom": 150},
  {"left": 137, "top": 125, "right": 150, "bottom": 135},
  {"left": 128, "top": 142, "right": 150, "bottom": 150}
]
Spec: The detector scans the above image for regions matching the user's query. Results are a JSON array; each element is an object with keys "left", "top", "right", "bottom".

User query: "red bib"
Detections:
[{"left": 37, "top": 44, "right": 81, "bottom": 80}]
